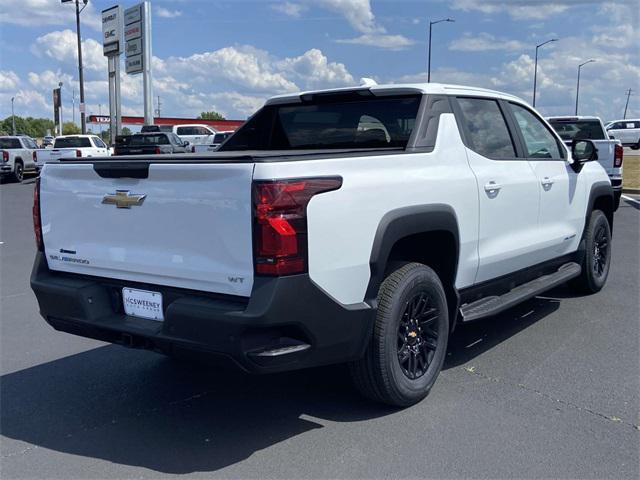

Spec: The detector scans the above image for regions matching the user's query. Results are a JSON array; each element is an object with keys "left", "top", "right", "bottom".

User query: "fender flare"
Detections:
[
  {"left": 586, "top": 181, "right": 614, "bottom": 233},
  {"left": 364, "top": 204, "right": 460, "bottom": 303}
]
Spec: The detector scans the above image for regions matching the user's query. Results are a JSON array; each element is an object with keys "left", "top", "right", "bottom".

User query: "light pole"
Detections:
[
  {"left": 575, "top": 59, "right": 595, "bottom": 116},
  {"left": 58, "top": 81, "right": 63, "bottom": 135},
  {"left": 428, "top": 18, "right": 455, "bottom": 83},
  {"left": 533, "top": 38, "right": 558, "bottom": 107},
  {"left": 62, "top": 0, "right": 87, "bottom": 133},
  {"left": 11, "top": 96, "right": 16, "bottom": 135}
]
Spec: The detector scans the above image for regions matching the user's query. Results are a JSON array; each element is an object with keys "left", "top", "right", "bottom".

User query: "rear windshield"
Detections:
[
  {"left": 130, "top": 134, "right": 169, "bottom": 145},
  {"left": 0, "top": 138, "right": 21, "bottom": 149},
  {"left": 221, "top": 94, "right": 421, "bottom": 151},
  {"left": 54, "top": 137, "right": 92, "bottom": 148},
  {"left": 548, "top": 120, "right": 606, "bottom": 141}
]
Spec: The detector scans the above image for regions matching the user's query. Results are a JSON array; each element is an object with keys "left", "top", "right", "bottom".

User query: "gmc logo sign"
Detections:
[{"left": 104, "top": 29, "right": 116, "bottom": 39}]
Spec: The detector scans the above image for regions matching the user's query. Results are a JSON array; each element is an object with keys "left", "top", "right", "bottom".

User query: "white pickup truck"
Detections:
[
  {"left": 547, "top": 116, "right": 623, "bottom": 209},
  {"left": 36, "top": 135, "right": 111, "bottom": 168},
  {"left": 0, "top": 135, "right": 39, "bottom": 182},
  {"left": 31, "top": 83, "right": 615, "bottom": 407}
]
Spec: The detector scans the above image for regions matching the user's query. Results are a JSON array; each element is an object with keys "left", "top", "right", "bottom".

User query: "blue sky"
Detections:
[{"left": 0, "top": 0, "right": 638, "bottom": 125}]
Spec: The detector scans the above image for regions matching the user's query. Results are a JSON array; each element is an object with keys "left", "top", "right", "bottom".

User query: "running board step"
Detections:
[{"left": 460, "top": 262, "right": 581, "bottom": 322}]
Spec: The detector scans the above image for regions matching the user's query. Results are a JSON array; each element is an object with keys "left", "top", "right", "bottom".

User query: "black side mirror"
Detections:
[
  {"left": 571, "top": 139, "right": 598, "bottom": 163},
  {"left": 183, "top": 141, "right": 189, "bottom": 147}
]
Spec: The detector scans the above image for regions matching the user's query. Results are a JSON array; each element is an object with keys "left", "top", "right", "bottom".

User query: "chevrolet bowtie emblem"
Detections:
[{"left": 102, "top": 190, "right": 146, "bottom": 208}]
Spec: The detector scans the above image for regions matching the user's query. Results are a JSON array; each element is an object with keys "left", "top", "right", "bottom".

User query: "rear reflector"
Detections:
[
  {"left": 75, "top": 149, "right": 82, "bottom": 157},
  {"left": 33, "top": 177, "right": 43, "bottom": 251},
  {"left": 253, "top": 177, "right": 342, "bottom": 276},
  {"left": 2, "top": 151, "right": 8, "bottom": 162},
  {"left": 614, "top": 144, "right": 623, "bottom": 168}
]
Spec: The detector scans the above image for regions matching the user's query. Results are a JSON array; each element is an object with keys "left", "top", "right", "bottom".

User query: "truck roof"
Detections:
[{"left": 265, "top": 82, "right": 526, "bottom": 106}]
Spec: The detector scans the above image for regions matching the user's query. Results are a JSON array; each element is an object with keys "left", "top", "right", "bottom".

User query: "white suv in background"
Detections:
[
  {"left": 606, "top": 119, "right": 640, "bottom": 146},
  {"left": 173, "top": 124, "right": 217, "bottom": 146}
]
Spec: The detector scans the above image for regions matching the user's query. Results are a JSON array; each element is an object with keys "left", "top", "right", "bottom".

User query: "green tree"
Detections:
[
  {"left": 0, "top": 116, "right": 55, "bottom": 137},
  {"left": 62, "top": 122, "right": 81, "bottom": 135},
  {"left": 198, "top": 111, "right": 226, "bottom": 120}
]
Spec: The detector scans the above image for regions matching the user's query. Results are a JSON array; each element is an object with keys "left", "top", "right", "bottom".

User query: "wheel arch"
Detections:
[
  {"left": 365, "top": 204, "right": 461, "bottom": 331},
  {"left": 586, "top": 181, "right": 614, "bottom": 234}
]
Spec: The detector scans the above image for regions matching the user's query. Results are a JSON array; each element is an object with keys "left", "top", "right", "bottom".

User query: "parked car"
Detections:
[
  {"left": 0, "top": 135, "right": 39, "bottom": 182},
  {"left": 547, "top": 116, "right": 623, "bottom": 209},
  {"left": 36, "top": 135, "right": 111, "bottom": 168},
  {"left": 173, "top": 124, "right": 217, "bottom": 146},
  {"left": 31, "top": 83, "right": 615, "bottom": 407},
  {"left": 113, "top": 132, "right": 190, "bottom": 155},
  {"left": 42, "top": 136, "right": 54, "bottom": 147},
  {"left": 605, "top": 119, "right": 640, "bottom": 146},
  {"left": 191, "top": 131, "right": 235, "bottom": 153}
]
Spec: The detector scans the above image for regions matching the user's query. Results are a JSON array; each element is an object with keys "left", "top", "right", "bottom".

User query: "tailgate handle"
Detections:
[{"left": 93, "top": 163, "right": 150, "bottom": 179}]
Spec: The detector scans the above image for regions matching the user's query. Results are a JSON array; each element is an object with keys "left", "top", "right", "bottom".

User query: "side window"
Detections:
[
  {"left": 176, "top": 126, "right": 193, "bottom": 135},
  {"left": 197, "top": 127, "right": 211, "bottom": 135},
  {"left": 93, "top": 137, "right": 107, "bottom": 148},
  {"left": 510, "top": 103, "right": 563, "bottom": 159},
  {"left": 457, "top": 97, "right": 516, "bottom": 159},
  {"left": 172, "top": 134, "right": 182, "bottom": 144}
]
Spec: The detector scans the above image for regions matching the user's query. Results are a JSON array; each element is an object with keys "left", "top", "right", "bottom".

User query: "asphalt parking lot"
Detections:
[{"left": 1, "top": 178, "right": 638, "bottom": 479}]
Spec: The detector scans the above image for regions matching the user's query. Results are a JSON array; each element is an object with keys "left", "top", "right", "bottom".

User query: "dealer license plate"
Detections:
[{"left": 122, "top": 288, "right": 164, "bottom": 321}]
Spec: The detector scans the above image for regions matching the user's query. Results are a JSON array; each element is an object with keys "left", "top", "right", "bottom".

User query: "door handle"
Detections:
[
  {"left": 541, "top": 177, "right": 554, "bottom": 188},
  {"left": 484, "top": 181, "right": 502, "bottom": 194}
]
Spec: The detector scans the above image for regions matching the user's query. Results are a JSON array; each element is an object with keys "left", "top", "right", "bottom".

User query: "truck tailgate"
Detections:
[{"left": 40, "top": 162, "right": 255, "bottom": 297}]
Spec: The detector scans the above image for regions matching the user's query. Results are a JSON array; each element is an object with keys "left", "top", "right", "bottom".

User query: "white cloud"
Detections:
[
  {"left": 33, "top": 30, "right": 106, "bottom": 75},
  {"left": 156, "top": 7, "right": 182, "bottom": 19},
  {"left": 448, "top": 0, "right": 628, "bottom": 20},
  {"left": 0, "top": 70, "right": 20, "bottom": 91},
  {"left": 316, "top": 0, "right": 377, "bottom": 33},
  {"left": 271, "top": 2, "right": 308, "bottom": 18},
  {"left": 337, "top": 33, "right": 415, "bottom": 50},
  {"left": 449, "top": 33, "right": 525, "bottom": 52},
  {"left": 172, "top": 46, "right": 299, "bottom": 93},
  {"left": 277, "top": 48, "right": 354, "bottom": 88},
  {"left": 0, "top": 0, "right": 101, "bottom": 30}
]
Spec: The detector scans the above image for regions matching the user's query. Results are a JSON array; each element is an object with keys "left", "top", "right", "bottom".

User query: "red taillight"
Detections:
[
  {"left": 155, "top": 146, "right": 161, "bottom": 154},
  {"left": 75, "top": 149, "right": 82, "bottom": 157},
  {"left": 2, "top": 151, "right": 8, "bottom": 162},
  {"left": 614, "top": 144, "right": 623, "bottom": 168},
  {"left": 33, "top": 178, "right": 43, "bottom": 251},
  {"left": 253, "top": 177, "right": 342, "bottom": 276},
  {"left": 32, "top": 151, "right": 37, "bottom": 161}
]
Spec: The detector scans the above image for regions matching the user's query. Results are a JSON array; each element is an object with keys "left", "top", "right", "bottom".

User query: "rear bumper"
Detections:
[
  {"left": 30, "top": 252, "right": 374, "bottom": 373},
  {"left": 1, "top": 164, "right": 13, "bottom": 175}
]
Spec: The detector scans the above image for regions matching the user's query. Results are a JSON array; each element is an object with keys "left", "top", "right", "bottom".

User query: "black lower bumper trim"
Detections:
[{"left": 30, "top": 253, "right": 374, "bottom": 373}]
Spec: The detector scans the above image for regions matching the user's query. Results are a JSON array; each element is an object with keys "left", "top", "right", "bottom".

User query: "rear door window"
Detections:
[{"left": 456, "top": 97, "right": 516, "bottom": 159}]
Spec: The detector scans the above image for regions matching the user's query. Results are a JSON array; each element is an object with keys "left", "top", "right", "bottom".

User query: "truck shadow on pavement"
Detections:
[{"left": 1, "top": 294, "right": 561, "bottom": 475}]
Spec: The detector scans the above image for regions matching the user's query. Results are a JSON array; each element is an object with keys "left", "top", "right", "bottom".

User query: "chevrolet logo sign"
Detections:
[{"left": 102, "top": 190, "right": 146, "bottom": 208}]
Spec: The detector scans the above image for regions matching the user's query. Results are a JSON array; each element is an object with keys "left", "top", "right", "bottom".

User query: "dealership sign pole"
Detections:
[
  {"left": 124, "top": 1, "right": 153, "bottom": 125},
  {"left": 102, "top": 5, "right": 123, "bottom": 146}
]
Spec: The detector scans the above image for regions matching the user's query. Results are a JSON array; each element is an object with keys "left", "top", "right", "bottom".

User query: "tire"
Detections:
[
  {"left": 11, "top": 161, "right": 23, "bottom": 183},
  {"left": 571, "top": 210, "right": 612, "bottom": 294},
  {"left": 349, "top": 263, "right": 449, "bottom": 407}
]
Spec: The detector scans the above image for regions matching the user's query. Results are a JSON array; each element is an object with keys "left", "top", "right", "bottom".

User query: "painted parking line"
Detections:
[{"left": 622, "top": 195, "right": 640, "bottom": 206}]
